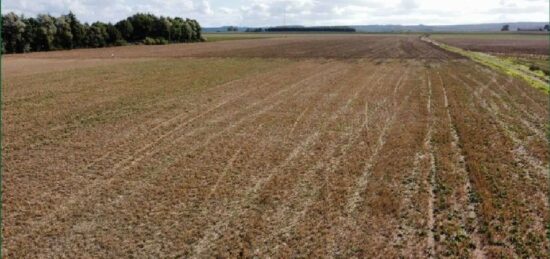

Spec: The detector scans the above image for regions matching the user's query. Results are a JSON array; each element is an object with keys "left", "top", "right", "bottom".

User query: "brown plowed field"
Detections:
[
  {"left": 3, "top": 35, "right": 549, "bottom": 257},
  {"left": 4, "top": 35, "right": 462, "bottom": 60},
  {"left": 432, "top": 34, "right": 549, "bottom": 56}
]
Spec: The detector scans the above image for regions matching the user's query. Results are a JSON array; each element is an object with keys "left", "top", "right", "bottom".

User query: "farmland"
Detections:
[
  {"left": 431, "top": 33, "right": 549, "bottom": 56},
  {"left": 2, "top": 34, "right": 549, "bottom": 257}
]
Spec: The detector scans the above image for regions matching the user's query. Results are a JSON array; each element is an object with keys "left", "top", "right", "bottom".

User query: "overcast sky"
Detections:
[{"left": 3, "top": 0, "right": 549, "bottom": 27}]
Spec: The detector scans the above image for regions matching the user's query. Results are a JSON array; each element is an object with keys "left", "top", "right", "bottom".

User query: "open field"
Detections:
[
  {"left": 203, "top": 34, "right": 272, "bottom": 42},
  {"left": 203, "top": 33, "right": 290, "bottom": 42},
  {"left": 3, "top": 35, "right": 549, "bottom": 257},
  {"left": 431, "top": 33, "right": 549, "bottom": 56}
]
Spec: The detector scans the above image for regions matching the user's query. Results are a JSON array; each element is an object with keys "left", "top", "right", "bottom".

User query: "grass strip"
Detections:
[{"left": 422, "top": 36, "right": 549, "bottom": 94}]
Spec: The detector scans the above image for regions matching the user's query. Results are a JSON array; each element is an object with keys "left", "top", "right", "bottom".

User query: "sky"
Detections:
[{"left": 3, "top": 0, "right": 549, "bottom": 27}]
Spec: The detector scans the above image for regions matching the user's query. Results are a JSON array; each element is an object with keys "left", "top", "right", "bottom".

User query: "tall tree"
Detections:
[
  {"left": 55, "top": 15, "right": 74, "bottom": 49},
  {"left": 191, "top": 19, "right": 202, "bottom": 40},
  {"left": 67, "top": 12, "right": 85, "bottom": 48},
  {"left": 1, "top": 12, "right": 202, "bottom": 53},
  {"left": 501, "top": 24, "right": 510, "bottom": 31},
  {"left": 115, "top": 19, "right": 133, "bottom": 41},
  {"left": 170, "top": 18, "right": 184, "bottom": 41},
  {"left": 127, "top": 13, "right": 156, "bottom": 41},
  {"left": 155, "top": 17, "right": 172, "bottom": 41},
  {"left": 105, "top": 23, "right": 123, "bottom": 45},
  {"left": 86, "top": 22, "right": 108, "bottom": 47},
  {"left": 186, "top": 19, "right": 198, "bottom": 40},
  {"left": 2, "top": 12, "right": 27, "bottom": 53},
  {"left": 22, "top": 17, "right": 39, "bottom": 52},
  {"left": 181, "top": 21, "right": 193, "bottom": 41},
  {"left": 36, "top": 14, "right": 57, "bottom": 51}
]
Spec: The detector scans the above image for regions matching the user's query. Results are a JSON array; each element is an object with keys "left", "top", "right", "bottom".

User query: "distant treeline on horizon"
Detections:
[
  {"left": 222, "top": 25, "right": 356, "bottom": 33},
  {"left": 2, "top": 12, "right": 204, "bottom": 54},
  {"left": 265, "top": 26, "right": 356, "bottom": 32},
  {"left": 206, "top": 23, "right": 550, "bottom": 33}
]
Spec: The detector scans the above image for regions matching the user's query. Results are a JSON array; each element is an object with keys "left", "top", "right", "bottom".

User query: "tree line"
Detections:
[
  {"left": 2, "top": 12, "right": 204, "bottom": 54},
  {"left": 265, "top": 26, "right": 356, "bottom": 32}
]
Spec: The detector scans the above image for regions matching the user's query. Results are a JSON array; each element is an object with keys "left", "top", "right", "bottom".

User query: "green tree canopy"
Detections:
[{"left": 2, "top": 12, "right": 203, "bottom": 54}]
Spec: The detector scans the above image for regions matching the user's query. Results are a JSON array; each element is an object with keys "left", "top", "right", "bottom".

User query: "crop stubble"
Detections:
[{"left": 2, "top": 35, "right": 548, "bottom": 257}]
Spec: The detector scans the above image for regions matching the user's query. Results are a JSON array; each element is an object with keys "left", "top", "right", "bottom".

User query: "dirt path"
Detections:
[{"left": 425, "top": 74, "right": 436, "bottom": 258}]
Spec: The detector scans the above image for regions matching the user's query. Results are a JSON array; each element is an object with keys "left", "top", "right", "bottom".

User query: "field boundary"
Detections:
[{"left": 421, "top": 36, "right": 549, "bottom": 94}]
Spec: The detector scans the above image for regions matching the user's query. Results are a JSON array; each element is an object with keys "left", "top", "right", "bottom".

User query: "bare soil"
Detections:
[
  {"left": 3, "top": 35, "right": 462, "bottom": 60},
  {"left": 3, "top": 35, "right": 548, "bottom": 257},
  {"left": 434, "top": 37, "right": 549, "bottom": 56}
]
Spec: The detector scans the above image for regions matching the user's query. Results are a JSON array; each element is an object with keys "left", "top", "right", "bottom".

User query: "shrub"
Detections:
[
  {"left": 143, "top": 37, "right": 168, "bottom": 45},
  {"left": 114, "top": 39, "right": 127, "bottom": 46}
]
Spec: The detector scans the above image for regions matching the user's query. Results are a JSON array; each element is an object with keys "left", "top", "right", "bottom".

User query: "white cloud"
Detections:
[
  {"left": 400, "top": 0, "right": 419, "bottom": 10},
  {"left": 3, "top": 0, "right": 549, "bottom": 26}
]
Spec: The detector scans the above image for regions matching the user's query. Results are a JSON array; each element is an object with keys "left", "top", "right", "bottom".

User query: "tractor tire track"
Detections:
[
  {"left": 436, "top": 71, "right": 486, "bottom": 258},
  {"left": 189, "top": 62, "right": 383, "bottom": 257},
  {"left": 254, "top": 63, "right": 393, "bottom": 255},
  {"left": 322, "top": 66, "right": 412, "bottom": 256},
  {"left": 448, "top": 73, "right": 547, "bottom": 177},
  {"left": 344, "top": 69, "right": 410, "bottom": 215}
]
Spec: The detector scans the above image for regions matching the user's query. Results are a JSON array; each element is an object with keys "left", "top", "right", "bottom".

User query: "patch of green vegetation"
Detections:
[
  {"left": 503, "top": 57, "right": 550, "bottom": 76},
  {"left": 143, "top": 37, "right": 169, "bottom": 45},
  {"left": 423, "top": 36, "right": 550, "bottom": 94}
]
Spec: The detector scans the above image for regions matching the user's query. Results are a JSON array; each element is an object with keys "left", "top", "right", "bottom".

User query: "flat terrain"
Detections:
[
  {"left": 203, "top": 33, "right": 287, "bottom": 42},
  {"left": 432, "top": 33, "right": 549, "bottom": 56},
  {"left": 3, "top": 35, "right": 549, "bottom": 257}
]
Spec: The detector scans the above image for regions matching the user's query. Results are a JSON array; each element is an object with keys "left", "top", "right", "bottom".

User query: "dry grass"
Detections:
[{"left": 3, "top": 35, "right": 548, "bottom": 257}]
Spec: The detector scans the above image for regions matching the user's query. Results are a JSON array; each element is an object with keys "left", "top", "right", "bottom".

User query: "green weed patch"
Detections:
[{"left": 422, "top": 37, "right": 549, "bottom": 94}]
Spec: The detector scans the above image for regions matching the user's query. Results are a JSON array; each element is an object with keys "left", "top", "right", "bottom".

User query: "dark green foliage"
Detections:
[
  {"left": 35, "top": 14, "right": 57, "bottom": 51},
  {"left": 2, "top": 12, "right": 202, "bottom": 53},
  {"left": 143, "top": 37, "right": 168, "bottom": 45},
  {"left": 86, "top": 22, "right": 108, "bottom": 48},
  {"left": 245, "top": 28, "right": 264, "bottom": 32},
  {"left": 115, "top": 19, "right": 133, "bottom": 40},
  {"left": 2, "top": 12, "right": 27, "bottom": 53},
  {"left": 22, "top": 17, "right": 38, "bottom": 52},
  {"left": 67, "top": 12, "right": 85, "bottom": 48},
  {"left": 127, "top": 13, "right": 156, "bottom": 41},
  {"left": 105, "top": 23, "right": 123, "bottom": 45},
  {"left": 55, "top": 15, "right": 73, "bottom": 49}
]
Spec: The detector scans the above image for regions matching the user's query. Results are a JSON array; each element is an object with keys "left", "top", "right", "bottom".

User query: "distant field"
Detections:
[
  {"left": 431, "top": 33, "right": 549, "bottom": 55},
  {"left": 429, "top": 33, "right": 549, "bottom": 87},
  {"left": 431, "top": 32, "right": 548, "bottom": 40},
  {"left": 3, "top": 35, "right": 549, "bottom": 258},
  {"left": 202, "top": 32, "right": 335, "bottom": 41},
  {"left": 203, "top": 33, "right": 277, "bottom": 42},
  {"left": 202, "top": 32, "right": 375, "bottom": 42},
  {"left": 5, "top": 35, "right": 456, "bottom": 60}
]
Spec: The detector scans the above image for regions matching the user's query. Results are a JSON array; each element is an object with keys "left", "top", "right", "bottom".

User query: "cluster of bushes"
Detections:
[
  {"left": 245, "top": 28, "right": 264, "bottom": 32},
  {"left": 143, "top": 37, "right": 169, "bottom": 45},
  {"left": 226, "top": 26, "right": 239, "bottom": 32},
  {"left": 2, "top": 12, "right": 204, "bottom": 54}
]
